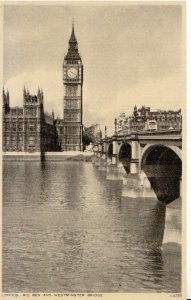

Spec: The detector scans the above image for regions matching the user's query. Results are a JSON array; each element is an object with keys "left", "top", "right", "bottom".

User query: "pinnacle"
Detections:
[{"left": 69, "top": 22, "right": 77, "bottom": 43}]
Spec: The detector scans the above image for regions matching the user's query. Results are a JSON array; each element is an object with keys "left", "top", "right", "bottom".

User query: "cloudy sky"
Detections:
[{"left": 3, "top": 2, "right": 184, "bottom": 134}]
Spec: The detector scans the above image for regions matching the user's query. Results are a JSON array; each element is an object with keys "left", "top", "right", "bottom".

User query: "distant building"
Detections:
[
  {"left": 2, "top": 88, "right": 58, "bottom": 152},
  {"left": 116, "top": 106, "right": 182, "bottom": 134},
  {"left": 84, "top": 124, "right": 102, "bottom": 143},
  {"left": 116, "top": 113, "right": 130, "bottom": 134}
]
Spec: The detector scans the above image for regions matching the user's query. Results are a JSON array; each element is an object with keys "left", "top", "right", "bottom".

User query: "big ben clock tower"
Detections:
[{"left": 62, "top": 24, "right": 83, "bottom": 151}]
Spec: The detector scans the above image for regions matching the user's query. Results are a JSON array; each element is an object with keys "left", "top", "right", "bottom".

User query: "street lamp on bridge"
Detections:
[
  {"left": 105, "top": 126, "right": 107, "bottom": 138},
  {"left": 114, "top": 117, "right": 117, "bottom": 136}
]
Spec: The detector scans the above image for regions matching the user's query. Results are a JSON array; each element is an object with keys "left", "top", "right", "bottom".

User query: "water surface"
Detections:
[{"left": 3, "top": 161, "right": 181, "bottom": 292}]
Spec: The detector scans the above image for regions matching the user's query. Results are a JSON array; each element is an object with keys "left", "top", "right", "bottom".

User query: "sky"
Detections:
[{"left": 3, "top": 2, "right": 185, "bottom": 135}]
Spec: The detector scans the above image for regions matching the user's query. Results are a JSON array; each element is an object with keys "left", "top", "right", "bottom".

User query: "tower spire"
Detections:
[
  {"left": 65, "top": 22, "right": 81, "bottom": 60},
  {"left": 23, "top": 85, "right": 26, "bottom": 96},
  {"left": 69, "top": 19, "right": 77, "bottom": 44}
]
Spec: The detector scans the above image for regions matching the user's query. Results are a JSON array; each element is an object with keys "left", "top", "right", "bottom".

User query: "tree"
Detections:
[{"left": 82, "top": 131, "right": 95, "bottom": 150}]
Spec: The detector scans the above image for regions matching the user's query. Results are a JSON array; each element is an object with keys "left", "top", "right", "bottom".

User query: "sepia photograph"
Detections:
[{"left": 1, "top": 1, "right": 186, "bottom": 298}]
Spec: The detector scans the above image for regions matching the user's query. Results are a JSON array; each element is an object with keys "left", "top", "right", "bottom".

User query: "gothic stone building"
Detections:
[
  {"left": 2, "top": 88, "right": 58, "bottom": 152},
  {"left": 2, "top": 25, "right": 83, "bottom": 153}
]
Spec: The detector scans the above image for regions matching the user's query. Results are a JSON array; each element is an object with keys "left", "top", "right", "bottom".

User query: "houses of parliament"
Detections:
[{"left": 2, "top": 24, "right": 83, "bottom": 152}]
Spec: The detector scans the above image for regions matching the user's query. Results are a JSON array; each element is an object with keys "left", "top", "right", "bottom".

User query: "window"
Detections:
[
  {"left": 28, "top": 108, "right": 36, "bottom": 115},
  {"left": 5, "top": 122, "right": 10, "bottom": 130},
  {"left": 18, "top": 122, "right": 23, "bottom": 131},
  {"left": 6, "top": 136, "right": 10, "bottom": 144},
  {"left": 28, "top": 122, "right": 36, "bottom": 131},
  {"left": 12, "top": 123, "right": 16, "bottom": 131},
  {"left": 29, "top": 136, "right": 35, "bottom": 145}
]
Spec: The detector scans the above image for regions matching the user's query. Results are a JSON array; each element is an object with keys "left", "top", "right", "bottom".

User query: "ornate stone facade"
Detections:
[
  {"left": 2, "top": 88, "right": 58, "bottom": 152},
  {"left": 62, "top": 24, "right": 83, "bottom": 151},
  {"left": 3, "top": 24, "right": 84, "bottom": 153},
  {"left": 116, "top": 106, "right": 182, "bottom": 134}
]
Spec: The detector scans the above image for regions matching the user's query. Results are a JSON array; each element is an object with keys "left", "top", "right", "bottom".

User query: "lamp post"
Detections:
[{"left": 114, "top": 118, "right": 117, "bottom": 136}]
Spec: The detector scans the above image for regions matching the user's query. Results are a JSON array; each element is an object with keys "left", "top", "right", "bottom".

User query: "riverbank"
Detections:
[{"left": 3, "top": 151, "right": 93, "bottom": 161}]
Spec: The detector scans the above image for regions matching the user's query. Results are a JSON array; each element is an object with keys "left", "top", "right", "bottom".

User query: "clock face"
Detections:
[{"left": 67, "top": 67, "right": 78, "bottom": 79}]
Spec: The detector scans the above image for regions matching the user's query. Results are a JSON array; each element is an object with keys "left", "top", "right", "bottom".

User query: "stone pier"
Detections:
[
  {"left": 98, "top": 142, "right": 108, "bottom": 171},
  {"left": 98, "top": 154, "right": 107, "bottom": 171},
  {"left": 105, "top": 139, "right": 125, "bottom": 180},
  {"left": 163, "top": 197, "right": 182, "bottom": 246},
  {"left": 122, "top": 171, "right": 157, "bottom": 199}
]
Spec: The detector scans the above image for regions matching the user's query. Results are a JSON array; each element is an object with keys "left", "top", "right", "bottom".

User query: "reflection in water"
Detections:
[{"left": 3, "top": 161, "right": 181, "bottom": 293}]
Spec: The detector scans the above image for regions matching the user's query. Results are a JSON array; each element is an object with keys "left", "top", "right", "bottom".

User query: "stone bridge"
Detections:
[{"left": 92, "top": 129, "right": 182, "bottom": 204}]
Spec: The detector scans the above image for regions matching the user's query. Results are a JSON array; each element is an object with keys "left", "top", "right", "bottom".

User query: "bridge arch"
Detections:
[
  {"left": 141, "top": 144, "right": 182, "bottom": 204},
  {"left": 118, "top": 142, "right": 132, "bottom": 174},
  {"left": 141, "top": 144, "right": 182, "bottom": 164},
  {"left": 118, "top": 141, "right": 131, "bottom": 154}
]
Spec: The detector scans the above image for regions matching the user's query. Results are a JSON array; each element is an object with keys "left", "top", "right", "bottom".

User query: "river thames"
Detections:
[{"left": 3, "top": 161, "right": 181, "bottom": 293}]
